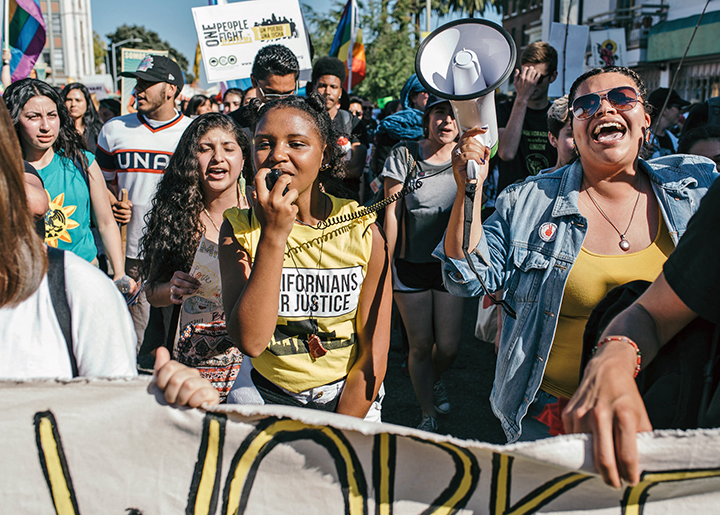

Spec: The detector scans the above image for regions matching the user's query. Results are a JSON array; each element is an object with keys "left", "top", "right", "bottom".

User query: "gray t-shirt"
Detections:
[{"left": 380, "top": 142, "right": 456, "bottom": 263}]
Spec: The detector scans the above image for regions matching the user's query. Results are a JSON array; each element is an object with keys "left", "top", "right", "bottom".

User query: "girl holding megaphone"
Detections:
[{"left": 436, "top": 66, "right": 717, "bottom": 443}]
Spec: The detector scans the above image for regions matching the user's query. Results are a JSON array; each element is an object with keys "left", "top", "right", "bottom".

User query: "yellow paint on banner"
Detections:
[
  {"left": 37, "top": 416, "right": 77, "bottom": 515},
  {"left": 194, "top": 417, "right": 222, "bottom": 515},
  {"left": 225, "top": 419, "right": 366, "bottom": 515},
  {"left": 376, "top": 433, "right": 392, "bottom": 515},
  {"left": 623, "top": 468, "right": 720, "bottom": 515}
]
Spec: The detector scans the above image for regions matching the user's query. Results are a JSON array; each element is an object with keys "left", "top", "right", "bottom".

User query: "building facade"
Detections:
[
  {"left": 540, "top": 0, "right": 720, "bottom": 102},
  {"left": 38, "top": 0, "right": 95, "bottom": 84}
]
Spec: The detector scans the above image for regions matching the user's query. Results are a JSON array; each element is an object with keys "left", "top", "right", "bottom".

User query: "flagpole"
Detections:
[
  {"left": 347, "top": 0, "right": 354, "bottom": 93},
  {"left": 4, "top": 0, "right": 9, "bottom": 52}
]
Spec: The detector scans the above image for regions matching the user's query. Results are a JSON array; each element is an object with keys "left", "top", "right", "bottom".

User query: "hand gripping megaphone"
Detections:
[{"left": 415, "top": 19, "right": 516, "bottom": 179}]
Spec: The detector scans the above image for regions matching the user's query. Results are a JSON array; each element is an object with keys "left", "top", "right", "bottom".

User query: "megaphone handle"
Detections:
[{"left": 466, "top": 159, "right": 479, "bottom": 181}]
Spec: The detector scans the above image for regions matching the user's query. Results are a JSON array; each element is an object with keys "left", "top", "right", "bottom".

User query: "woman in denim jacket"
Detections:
[{"left": 433, "top": 67, "right": 718, "bottom": 443}]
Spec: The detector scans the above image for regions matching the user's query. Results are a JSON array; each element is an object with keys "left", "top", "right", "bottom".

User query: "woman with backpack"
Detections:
[{"left": 380, "top": 94, "right": 462, "bottom": 433}]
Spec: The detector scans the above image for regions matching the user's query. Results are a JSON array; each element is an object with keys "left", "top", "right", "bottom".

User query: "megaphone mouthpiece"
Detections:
[
  {"left": 415, "top": 18, "right": 516, "bottom": 163},
  {"left": 452, "top": 49, "right": 485, "bottom": 96}
]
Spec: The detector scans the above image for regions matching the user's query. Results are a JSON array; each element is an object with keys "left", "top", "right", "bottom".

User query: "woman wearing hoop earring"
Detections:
[
  {"left": 437, "top": 66, "right": 718, "bottom": 443},
  {"left": 220, "top": 94, "right": 392, "bottom": 421}
]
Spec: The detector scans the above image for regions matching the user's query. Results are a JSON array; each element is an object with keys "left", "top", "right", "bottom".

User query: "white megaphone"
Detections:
[{"left": 415, "top": 19, "right": 516, "bottom": 179}]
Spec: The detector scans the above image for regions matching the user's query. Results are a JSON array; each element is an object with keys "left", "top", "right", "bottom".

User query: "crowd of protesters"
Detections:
[{"left": 2, "top": 37, "right": 720, "bottom": 488}]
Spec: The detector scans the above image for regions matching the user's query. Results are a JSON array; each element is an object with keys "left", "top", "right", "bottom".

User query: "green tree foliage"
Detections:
[
  {"left": 445, "top": 0, "right": 498, "bottom": 17},
  {"left": 105, "top": 25, "right": 189, "bottom": 76},
  {"left": 303, "top": 0, "right": 421, "bottom": 103},
  {"left": 93, "top": 32, "right": 107, "bottom": 74}
]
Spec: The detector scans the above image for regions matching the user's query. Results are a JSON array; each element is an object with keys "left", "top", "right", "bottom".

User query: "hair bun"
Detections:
[{"left": 306, "top": 92, "right": 327, "bottom": 114}]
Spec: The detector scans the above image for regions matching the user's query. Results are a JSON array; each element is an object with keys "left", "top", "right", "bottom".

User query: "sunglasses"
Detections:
[
  {"left": 257, "top": 81, "right": 299, "bottom": 101},
  {"left": 571, "top": 86, "right": 639, "bottom": 120}
]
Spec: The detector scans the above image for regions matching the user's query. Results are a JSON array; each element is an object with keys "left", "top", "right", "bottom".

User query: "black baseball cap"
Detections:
[
  {"left": 120, "top": 55, "right": 184, "bottom": 90},
  {"left": 648, "top": 88, "right": 690, "bottom": 110},
  {"left": 422, "top": 93, "right": 452, "bottom": 123}
]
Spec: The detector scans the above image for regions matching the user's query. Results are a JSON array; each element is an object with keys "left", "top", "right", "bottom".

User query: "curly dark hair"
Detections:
[
  {"left": 140, "top": 113, "right": 251, "bottom": 287},
  {"left": 60, "top": 82, "right": 103, "bottom": 149},
  {"left": 568, "top": 66, "right": 650, "bottom": 119},
  {"left": 252, "top": 44, "right": 299, "bottom": 82},
  {"left": 245, "top": 93, "right": 347, "bottom": 188},
  {"left": 312, "top": 56, "right": 346, "bottom": 85},
  {"left": 5, "top": 78, "right": 89, "bottom": 167}
]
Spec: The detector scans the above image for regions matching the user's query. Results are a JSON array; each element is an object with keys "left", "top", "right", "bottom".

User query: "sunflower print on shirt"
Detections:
[{"left": 44, "top": 191, "right": 79, "bottom": 247}]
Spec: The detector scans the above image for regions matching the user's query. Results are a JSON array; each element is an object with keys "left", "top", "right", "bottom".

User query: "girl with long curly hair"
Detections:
[
  {"left": 140, "top": 113, "right": 250, "bottom": 397},
  {"left": 61, "top": 82, "right": 103, "bottom": 153},
  {"left": 220, "top": 94, "right": 392, "bottom": 420},
  {"left": 4, "top": 78, "right": 127, "bottom": 287}
]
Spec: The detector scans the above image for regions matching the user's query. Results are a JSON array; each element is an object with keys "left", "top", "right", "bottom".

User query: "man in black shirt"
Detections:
[
  {"left": 495, "top": 42, "right": 558, "bottom": 195},
  {"left": 311, "top": 56, "right": 368, "bottom": 198}
]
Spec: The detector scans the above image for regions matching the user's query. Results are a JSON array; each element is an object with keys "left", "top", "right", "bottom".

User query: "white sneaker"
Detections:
[
  {"left": 433, "top": 378, "right": 451, "bottom": 415},
  {"left": 417, "top": 414, "right": 439, "bottom": 433}
]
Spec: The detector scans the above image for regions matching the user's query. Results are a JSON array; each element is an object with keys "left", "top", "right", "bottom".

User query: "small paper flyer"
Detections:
[{"left": 181, "top": 235, "right": 224, "bottom": 327}]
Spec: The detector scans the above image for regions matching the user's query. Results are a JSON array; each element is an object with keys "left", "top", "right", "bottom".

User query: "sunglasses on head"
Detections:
[{"left": 571, "top": 86, "right": 639, "bottom": 120}]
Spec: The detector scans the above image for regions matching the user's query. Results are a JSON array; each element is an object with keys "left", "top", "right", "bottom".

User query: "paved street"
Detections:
[{"left": 381, "top": 296, "right": 507, "bottom": 444}]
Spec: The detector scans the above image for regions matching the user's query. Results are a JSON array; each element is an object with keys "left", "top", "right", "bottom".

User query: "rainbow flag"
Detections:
[
  {"left": 329, "top": 0, "right": 365, "bottom": 92},
  {"left": 6, "top": 0, "right": 47, "bottom": 82}
]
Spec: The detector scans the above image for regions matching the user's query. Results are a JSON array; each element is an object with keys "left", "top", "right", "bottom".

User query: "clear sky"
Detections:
[{"left": 91, "top": 0, "right": 501, "bottom": 88}]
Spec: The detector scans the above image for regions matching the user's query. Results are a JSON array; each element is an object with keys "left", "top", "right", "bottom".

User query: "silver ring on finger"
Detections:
[
  {"left": 170, "top": 286, "right": 177, "bottom": 295},
  {"left": 453, "top": 148, "right": 462, "bottom": 158}
]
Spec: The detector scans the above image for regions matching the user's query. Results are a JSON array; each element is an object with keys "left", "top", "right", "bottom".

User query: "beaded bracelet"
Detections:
[{"left": 592, "top": 336, "right": 642, "bottom": 378}]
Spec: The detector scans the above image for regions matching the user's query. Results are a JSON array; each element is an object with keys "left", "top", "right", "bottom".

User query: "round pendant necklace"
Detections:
[{"left": 583, "top": 174, "right": 643, "bottom": 252}]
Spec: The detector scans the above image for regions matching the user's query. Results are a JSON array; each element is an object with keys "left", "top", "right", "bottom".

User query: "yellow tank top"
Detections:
[
  {"left": 224, "top": 194, "right": 375, "bottom": 393},
  {"left": 540, "top": 212, "right": 674, "bottom": 399}
]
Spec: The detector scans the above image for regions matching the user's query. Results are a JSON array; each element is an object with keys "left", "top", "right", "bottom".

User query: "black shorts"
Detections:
[{"left": 393, "top": 258, "right": 447, "bottom": 293}]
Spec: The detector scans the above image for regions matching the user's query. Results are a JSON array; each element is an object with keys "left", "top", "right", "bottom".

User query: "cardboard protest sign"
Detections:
[
  {"left": 548, "top": 23, "right": 590, "bottom": 98},
  {"left": 181, "top": 235, "right": 224, "bottom": 328},
  {"left": 2, "top": 378, "right": 720, "bottom": 513},
  {"left": 120, "top": 48, "right": 169, "bottom": 115},
  {"left": 192, "top": 0, "right": 312, "bottom": 83},
  {"left": 590, "top": 28, "right": 628, "bottom": 68}
]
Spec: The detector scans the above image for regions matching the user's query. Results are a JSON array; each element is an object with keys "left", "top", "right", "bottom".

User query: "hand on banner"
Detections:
[
  {"left": 562, "top": 341, "right": 652, "bottom": 488},
  {"left": 153, "top": 347, "right": 220, "bottom": 408}
]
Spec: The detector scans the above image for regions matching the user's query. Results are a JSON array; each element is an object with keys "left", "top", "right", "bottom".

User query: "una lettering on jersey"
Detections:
[
  {"left": 278, "top": 267, "right": 363, "bottom": 318},
  {"left": 114, "top": 150, "right": 172, "bottom": 173}
]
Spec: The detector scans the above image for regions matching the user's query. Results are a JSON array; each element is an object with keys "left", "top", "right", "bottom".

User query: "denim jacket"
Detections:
[{"left": 433, "top": 155, "right": 718, "bottom": 442}]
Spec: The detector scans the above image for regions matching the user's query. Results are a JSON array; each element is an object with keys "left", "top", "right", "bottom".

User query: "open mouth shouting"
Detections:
[{"left": 592, "top": 122, "right": 626, "bottom": 143}]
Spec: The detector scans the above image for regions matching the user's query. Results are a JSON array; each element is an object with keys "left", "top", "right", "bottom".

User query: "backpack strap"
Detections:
[{"left": 46, "top": 247, "right": 79, "bottom": 377}]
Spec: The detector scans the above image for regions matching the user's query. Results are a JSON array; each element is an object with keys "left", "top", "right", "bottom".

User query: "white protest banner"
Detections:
[
  {"left": 192, "top": 0, "right": 311, "bottom": 84},
  {"left": 590, "top": 28, "right": 628, "bottom": 68},
  {"left": 120, "top": 48, "right": 169, "bottom": 115},
  {"left": 548, "top": 22, "right": 590, "bottom": 98},
  {"left": 2, "top": 378, "right": 720, "bottom": 513}
]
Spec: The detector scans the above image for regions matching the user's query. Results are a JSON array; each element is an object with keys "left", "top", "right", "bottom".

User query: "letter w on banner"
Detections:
[{"left": 329, "top": 0, "right": 365, "bottom": 93}]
